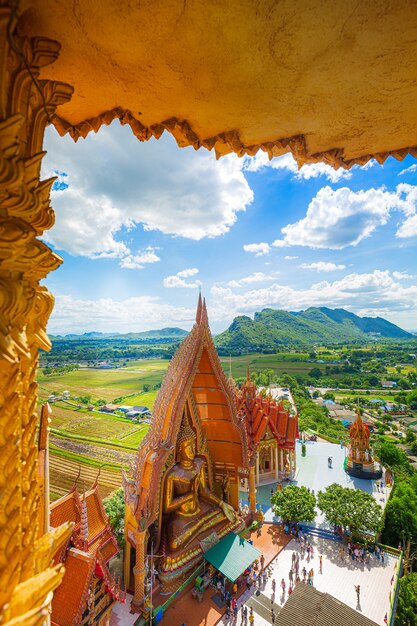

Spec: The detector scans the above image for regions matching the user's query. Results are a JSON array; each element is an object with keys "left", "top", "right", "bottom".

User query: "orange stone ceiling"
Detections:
[{"left": 19, "top": 0, "right": 417, "bottom": 168}]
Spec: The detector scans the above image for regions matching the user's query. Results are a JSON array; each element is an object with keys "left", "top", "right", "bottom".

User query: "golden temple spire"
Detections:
[
  {"left": 196, "top": 290, "right": 202, "bottom": 323},
  {"left": 356, "top": 400, "right": 363, "bottom": 426}
]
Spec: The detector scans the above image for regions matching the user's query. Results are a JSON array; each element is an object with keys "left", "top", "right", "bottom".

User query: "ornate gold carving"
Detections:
[
  {"left": 52, "top": 105, "right": 417, "bottom": 172},
  {"left": 0, "top": 2, "right": 73, "bottom": 622}
]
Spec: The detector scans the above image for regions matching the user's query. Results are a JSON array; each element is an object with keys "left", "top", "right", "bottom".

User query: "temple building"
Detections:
[
  {"left": 346, "top": 408, "right": 382, "bottom": 480},
  {"left": 235, "top": 371, "right": 298, "bottom": 491},
  {"left": 3, "top": 2, "right": 417, "bottom": 623},
  {"left": 123, "top": 296, "right": 249, "bottom": 611},
  {"left": 50, "top": 482, "right": 125, "bottom": 625}
]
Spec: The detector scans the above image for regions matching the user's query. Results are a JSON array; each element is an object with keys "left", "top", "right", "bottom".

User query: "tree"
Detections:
[
  {"left": 309, "top": 368, "right": 322, "bottom": 379},
  {"left": 323, "top": 392, "right": 335, "bottom": 401},
  {"left": 382, "top": 482, "right": 417, "bottom": 549},
  {"left": 379, "top": 442, "right": 408, "bottom": 467},
  {"left": 103, "top": 488, "right": 125, "bottom": 548},
  {"left": 407, "top": 390, "right": 417, "bottom": 411},
  {"left": 271, "top": 485, "right": 316, "bottom": 524},
  {"left": 395, "top": 573, "right": 417, "bottom": 626},
  {"left": 406, "top": 429, "right": 417, "bottom": 444},
  {"left": 317, "top": 484, "right": 383, "bottom": 535}
]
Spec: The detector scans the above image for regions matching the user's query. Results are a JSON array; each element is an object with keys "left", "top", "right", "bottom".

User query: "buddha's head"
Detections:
[
  {"left": 177, "top": 413, "right": 197, "bottom": 463},
  {"left": 179, "top": 437, "right": 196, "bottom": 462}
]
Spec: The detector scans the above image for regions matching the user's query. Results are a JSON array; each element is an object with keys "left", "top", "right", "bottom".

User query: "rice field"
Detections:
[{"left": 49, "top": 453, "right": 123, "bottom": 501}]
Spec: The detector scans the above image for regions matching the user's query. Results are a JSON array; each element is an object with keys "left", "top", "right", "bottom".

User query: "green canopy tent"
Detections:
[{"left": 203, "top": 533, "right": 261, "bottom": 582}]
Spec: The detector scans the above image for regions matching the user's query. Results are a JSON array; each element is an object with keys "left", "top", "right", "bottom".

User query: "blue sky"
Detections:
[{"left": 41, "top": 123, "right": 417, "bottom": 334}]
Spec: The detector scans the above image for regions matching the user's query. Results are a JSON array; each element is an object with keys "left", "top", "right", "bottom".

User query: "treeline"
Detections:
[
  {"left": 40, "top": 339, "right": 180, "bottom": 365},
  {"left": 42, "top": 363, "right": 79, "bottom": 376},
  {"left": 375, "top": 442, "right": 417, "bottom": 624}
]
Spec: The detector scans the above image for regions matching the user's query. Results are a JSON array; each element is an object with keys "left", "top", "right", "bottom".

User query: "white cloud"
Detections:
[
  {"left": 177, "top": 268, "right": 199, "bottom": 278},
  {"left": 225, "top": 272, "right": 276, "bottom": 288},
  {"left": 272, "top": 239, "right": 288, "bottom": 248},
  {"left": 208, "top": 270, "right": 417, "bottom": 327},
  {"left": 300, "top": 261, "right": 346, "bottom": 272},
  {"left": 163, "top": 268, "right": 201, "bottom": 289},
  {"left": 284, "top": 255, "right": 299, "bottom": 260},
  {"left": 392, "top": 271, "right": 416, "bottom": 280},
  {"left": 48, "top": 294, "right": 196, "bottom": 334},
  {"left": 119, "top": 247, "right": 160, "bottom": 270},
  {"left": 399, "top": 163, "right": 417, "bottom": 176},
  {"left": 396, "top": 214, "right": 417, "bottom": 238},
  {"left": 243, "top": 151, "right": 352, "bottom": 183},
  {"left": 42, "top": 123, "right": 254, "bottom": 261},
  {"left": 276, "top": 184, "right": 417, "bottom": 249},
  {"left": 243, "top": 242, "right": 271, "bottom": 256}
]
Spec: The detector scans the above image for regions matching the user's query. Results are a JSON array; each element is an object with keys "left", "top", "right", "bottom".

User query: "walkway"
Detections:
[
  {"left": 241, "top": 440, "right": 391, "bottom": 525},
  {"left": 233, "top": 537, "right": 397, "bottom": 626}
]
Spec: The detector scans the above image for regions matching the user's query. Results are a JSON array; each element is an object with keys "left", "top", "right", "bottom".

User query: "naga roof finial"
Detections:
[{"left": 196, "top": 290, "right": 203, "bottom": 323}]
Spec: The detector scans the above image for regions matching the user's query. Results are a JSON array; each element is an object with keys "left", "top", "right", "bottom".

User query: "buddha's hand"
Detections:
[{"left": 220, "top": 500, "right": 236, "bottom": 522}]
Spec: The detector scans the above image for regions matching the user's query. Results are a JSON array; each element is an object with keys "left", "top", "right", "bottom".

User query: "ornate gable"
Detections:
[{"left": 125, "top": 295, "right": 248, "bottom": 527}]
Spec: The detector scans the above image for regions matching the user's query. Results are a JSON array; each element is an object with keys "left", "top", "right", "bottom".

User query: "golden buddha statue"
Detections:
[{"left": 163, "top": 415, "right": 237, "bottom": 552}]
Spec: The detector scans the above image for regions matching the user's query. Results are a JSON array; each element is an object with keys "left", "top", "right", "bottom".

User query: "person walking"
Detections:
[
  {"left": 302, "top": 566, "right": 307, "bottom": 582},
  {"left": 340, "top": 546, "right": 345, "bottom": 561},
  {"left": 272, "top": 578, "right": 276, "bottom": 593},
  {"left": 260, "top": 554, "right": 265, "bottom": 570},
  {"left": 289, "top": 568, "right": 293, "bottom": 585},
  {"left": 319, "top": 555, "right": 323, "bottom": 573},
  {"left": 355, "top": 584, "right": 361, "bottom": 605},
  {"left": 249, "top": 607, "right": 254, "bottom": 625},
  {"left": 281, "top": 578, "right": 286, "bottom": 595}
]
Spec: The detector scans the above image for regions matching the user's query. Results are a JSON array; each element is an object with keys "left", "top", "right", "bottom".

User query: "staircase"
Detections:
[{"left": 246, "top": 590, "right": 281, "bottom": 625}]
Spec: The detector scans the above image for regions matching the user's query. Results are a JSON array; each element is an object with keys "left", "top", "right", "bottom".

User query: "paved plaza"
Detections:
[
  {"left": 219, "top": 536, "right": 398, "bottom": 626},
  {"left": 110, "top": 528, "right": 398, "bottom": 626},
  {"left": 242, "top": 440, "right": 390, "bottom": 524}
]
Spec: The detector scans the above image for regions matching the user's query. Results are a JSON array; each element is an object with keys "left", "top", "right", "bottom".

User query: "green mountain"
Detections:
[
  {"left": 214, "top": 307, "right": 412, "bottom": 352},
  {"left": 50, "top": 327, "right": 188, "bottom": 341}
]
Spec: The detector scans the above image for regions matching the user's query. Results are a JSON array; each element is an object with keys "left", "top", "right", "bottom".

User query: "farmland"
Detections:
[{"left": 38, "top": 340, "right": 417, "bottom": 501}]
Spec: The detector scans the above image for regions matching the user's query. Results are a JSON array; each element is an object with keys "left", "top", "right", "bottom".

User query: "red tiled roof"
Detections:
[
  {"left": 50, "top": 491, "right": 81, "bottom": 530},
  {"left": 51, "top": 548, "right": 95, "bottom": 626},
  {"left": 236, "top": 382, "right": 298, "bottom": 452}
]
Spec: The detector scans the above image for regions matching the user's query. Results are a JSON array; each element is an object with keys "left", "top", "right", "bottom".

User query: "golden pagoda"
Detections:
[
  {"left": 123, "top": 296, "right": 248, "bottom": 611},
  {"left": 346, "top": 408, "right": 382, "bottom": 479}
]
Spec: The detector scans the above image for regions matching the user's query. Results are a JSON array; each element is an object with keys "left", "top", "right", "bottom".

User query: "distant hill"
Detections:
[
  {"left": 50, "top": 327, "right": 188, "bottom": 341},
  {"left": 214, "top": 307, "right": 412, "bottom": 352}
]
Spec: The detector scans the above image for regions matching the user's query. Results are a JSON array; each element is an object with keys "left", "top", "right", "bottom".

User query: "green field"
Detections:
[
  {"left": 219, "top": 353, "right": 340, "bottom": 378},
  {"left": 38, "top": 361, "right": 168, "bottom": 402},
  {"left": 121, "top": 390, "right": 158, "bottom": 408}
]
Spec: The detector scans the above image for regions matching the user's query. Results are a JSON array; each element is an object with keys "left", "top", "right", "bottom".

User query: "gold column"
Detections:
[
  {"left": 0, "top": 4, "right": 73, "bottom": 624},
  {"left": 131, "top": 530, "right": 146, "bottom": 611},
  {"left": 248, "top": 462, "right": 257, "bottom": 515},
  {"left": 275, "top": 445, "right": 279, "bottom": 480},
  {"left": 123, "top": 537, "right": 131, "bottom": 590}
]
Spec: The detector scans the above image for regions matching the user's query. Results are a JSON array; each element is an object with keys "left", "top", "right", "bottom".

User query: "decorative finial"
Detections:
[
  {"left": 71, "top": 465, "right": 81, "bottom": 492},
  {"left": 196, "top": 291, "right": 203, "bottom": 323},
  {"left": 177, "top": 412, "right": 196, "bottom": 446},
  {"left": 92, "top": 465, "right": 102, "bottom": 489}
]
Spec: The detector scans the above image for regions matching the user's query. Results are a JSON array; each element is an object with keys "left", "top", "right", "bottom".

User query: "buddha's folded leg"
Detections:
[{"left": 169, "top": 509, "right": 225, "bottom": 550}]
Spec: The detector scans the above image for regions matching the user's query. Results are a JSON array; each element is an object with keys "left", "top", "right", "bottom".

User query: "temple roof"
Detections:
[
  {"left": 236, "top": 375, "right": 298, "bottom": 453},
  {"left": 129, "top": 295, "right": 248, "bottom": 523},
  {"left": 50, "top": 484, "right": 121, "bottom": 626},
  {"left": 50, "top": 485, "right": 118, "bottom": 561},
  {"left": 19, "top": 1, "right": 417, "bottom": 168},
  {"left": 51, "top": 548, "right": 95, "bottom": 626}
]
